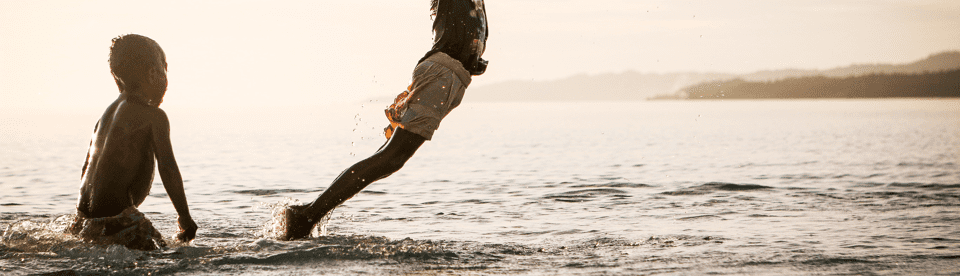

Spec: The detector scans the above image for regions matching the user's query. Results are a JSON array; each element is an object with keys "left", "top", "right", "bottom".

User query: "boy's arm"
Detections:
[
  {"left": 76, "top": 121, "right": 100, "bottom": 215},
  {"left": 76, "top": 140, "right": 93, "bottom": 213},
  {"left": 81, "top": 142, "right": 91, "bottom": 179},
  {"left": 151, "top": 110, "right": 198, "bottom": 242},
  {"left": 80, "top": 120, "right": 99, "bottom": 179}
]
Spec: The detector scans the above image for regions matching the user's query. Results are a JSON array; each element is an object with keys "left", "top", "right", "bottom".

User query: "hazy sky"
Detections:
[{"left": 1, "top": 0, "right": 958, "bottom": 110}]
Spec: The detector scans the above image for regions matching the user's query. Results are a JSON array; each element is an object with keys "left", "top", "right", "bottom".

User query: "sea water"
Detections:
[{"left": 1, "top": 99, "right": 958, "bottom": 275}]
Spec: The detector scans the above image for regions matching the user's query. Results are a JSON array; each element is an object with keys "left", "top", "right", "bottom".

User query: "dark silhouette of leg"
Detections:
[{"left": 280, "top": 127, "right": 425, "bottom": 240}]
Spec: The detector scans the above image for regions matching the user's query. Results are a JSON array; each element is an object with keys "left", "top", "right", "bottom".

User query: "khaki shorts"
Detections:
[{"left": 385, "top": 54, "right": 470, "bottom": 140}]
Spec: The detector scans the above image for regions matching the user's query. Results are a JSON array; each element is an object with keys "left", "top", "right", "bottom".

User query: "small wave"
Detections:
[
  {"left": 887, "top": 182, "right": 960, "bottom": 190},
  {"left": 232, "top": 189, "right": 314, "bottom": 196},
  {"left": 493, "top": 230, "right": 554, "bottom": 236},
  {"left": 896, "top": 162, "right": 956, "bottom": 169},
  {"left": 800, "top": 257, "right": 873, "bottom": 266},
  {"left": 552, "top": 229, "right": 584, "bottom": 235},
  {"left": 932, "top": 172, "right": 952, "bottom": 178},
  {"left": 779, "top": 174, "right": 825, "bottom": 180},
  {"left": 842, "top": 244, "right": 883, "bottom": 249},
  {"left": 713, "top": 183, "right": 773, "bottom": 191},
  {"left": 882, "top": 215, "right": 960, "bottom": 223},
  {"left": 454, "top": 199, "right": 497, "bottom": 204},
  {"left": 208, "top": 245, "right": 365, "bottom": 265},
  {"left": 569, "top": 182, "right": 652, "bottom": 188},
  {"left": 852, "top": 182, "right": 886, "bottom": 188},
  {"left": 863, "top": 191, "right": 959, "bottom": 202},
  {"left": 662, "top": 182, "right": 772, "bottom": 196},
  {"left": 542, "top": 188, "right": 629, "bottom": 202},
  {"left": 676, "top": 214, "right": 723, "bottom": 221},
  {"left": 215, "top": 235, "right": 452, "bottom": 265},
  {"left": 630, "top": 235, "right": 724, "bottom": 248},
  {"left": 55, "top": 243, "right": 145, "bottom": 262},
  {"left": 741, "top": 256, "right": 876, "bottom": 268},
  {"left": 747, "top": 214, "right": 776, "bottom": 217},
  {"left": 908, "top": 237, "right": 960, "bottom": 244},
  {"left": 734, "top": 161, "right": 818, "bottom": 168}
]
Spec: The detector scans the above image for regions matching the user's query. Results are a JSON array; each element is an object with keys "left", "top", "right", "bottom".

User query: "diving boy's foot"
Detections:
[{"left": 279, "top": 204, "right": 315, "bottom": 241}]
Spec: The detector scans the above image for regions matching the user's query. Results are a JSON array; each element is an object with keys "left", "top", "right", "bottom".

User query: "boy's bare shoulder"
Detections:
[
  {"left": 145, "top": 106, "right": 170, "bottom": 125},
  {"left": 150, "top": 108, "right": 171, "bottom": 132},
  {"left": 116, "top": 100, "right": 170, "bottom": 124}
]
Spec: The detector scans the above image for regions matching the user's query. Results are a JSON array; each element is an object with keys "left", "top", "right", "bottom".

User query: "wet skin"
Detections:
[
  {"left": 281, "top": 127, "right": 425, "bottom": 240},
  {"left": 76, "top": 92, "right": 197, "bottom": 242}
]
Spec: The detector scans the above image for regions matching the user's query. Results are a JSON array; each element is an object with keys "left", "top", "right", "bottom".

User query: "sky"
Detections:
[{"left": 1, "top": 0, "right": 958, "bottom": 111}]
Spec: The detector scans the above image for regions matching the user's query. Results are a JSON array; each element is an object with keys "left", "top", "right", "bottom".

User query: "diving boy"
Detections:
[
  {"left": 69, "top": 34, "right": 198, "bottom": 250},
  {"left": 280, "top": 0, "right": 489, "bottom": 240}
]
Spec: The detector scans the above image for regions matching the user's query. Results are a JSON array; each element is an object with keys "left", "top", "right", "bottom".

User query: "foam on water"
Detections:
[{"left": 253, "top": 198, "right": 328, "bottom": 240}]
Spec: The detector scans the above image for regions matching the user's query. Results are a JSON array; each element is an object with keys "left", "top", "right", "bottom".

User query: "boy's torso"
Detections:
[{"left": 78, "top": 98, "right": 161, "bottom": 218}]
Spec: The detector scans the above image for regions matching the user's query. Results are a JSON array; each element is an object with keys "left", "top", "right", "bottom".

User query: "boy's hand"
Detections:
[{"left": 177, "top": 216, "right": 198, "bottom": 242}]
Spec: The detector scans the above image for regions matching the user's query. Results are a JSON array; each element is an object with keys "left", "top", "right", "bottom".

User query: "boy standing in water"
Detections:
[
  {"left": 280, "top": 0, "right": 489, "bottom": 240},
  {"left": 69, "top": 34, "right": 198, "bottom": 250}
]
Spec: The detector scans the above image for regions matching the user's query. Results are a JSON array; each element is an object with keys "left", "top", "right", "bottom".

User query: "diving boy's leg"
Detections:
[
  {"left": 280, "top": 128, "right": 425, "bottom": 240},
  {"left": 281, "top": 204, "right": 312, "bottom": 240}
]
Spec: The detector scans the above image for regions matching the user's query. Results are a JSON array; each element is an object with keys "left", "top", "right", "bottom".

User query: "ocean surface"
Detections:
[{"left": 1, "top": 99, "right": 958, "bottom": 275}]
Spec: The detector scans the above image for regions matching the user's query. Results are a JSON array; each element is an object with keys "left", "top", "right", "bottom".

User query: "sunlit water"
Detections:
[{"left": 2, "top": 99, "right": 959, "bottom": 275}]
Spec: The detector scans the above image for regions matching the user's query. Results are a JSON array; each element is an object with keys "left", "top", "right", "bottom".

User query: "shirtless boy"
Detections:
[{"left": 69, "top": 34, "right": 198, "bottom": 250}]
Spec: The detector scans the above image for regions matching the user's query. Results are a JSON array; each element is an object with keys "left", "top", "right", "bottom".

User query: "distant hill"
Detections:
[
  {"left": 468, "top": 51, "right": 960, "bottom": 101},
  {"left": 467, "top": 71, "right": 733, "bottom": 102},
  {"left": 676, "top": 69, "right": 960, "bottom": 99},
  {"left": 738, "top": 51, "right": 960, "bottom": 82}
]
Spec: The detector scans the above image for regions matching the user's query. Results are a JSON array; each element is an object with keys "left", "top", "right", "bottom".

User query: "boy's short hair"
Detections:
[{"left": 109, "top": 34, "right": 166, "bottom": 92}]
